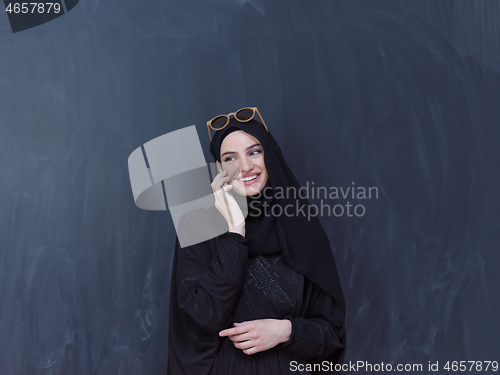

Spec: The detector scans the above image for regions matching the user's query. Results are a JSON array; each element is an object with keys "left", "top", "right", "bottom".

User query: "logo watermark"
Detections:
[{"left": 249, "top": 181, "right": 378, "bottom": 220}]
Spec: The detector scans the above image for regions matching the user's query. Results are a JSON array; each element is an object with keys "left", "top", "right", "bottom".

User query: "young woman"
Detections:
[{"left": 167, "top": 108, "right": 346, "bottom": 374}]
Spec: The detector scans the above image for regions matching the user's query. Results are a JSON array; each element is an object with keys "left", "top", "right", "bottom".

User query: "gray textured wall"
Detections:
[{"left": 1, "top": 0, "right": 499, "bottom": 374}]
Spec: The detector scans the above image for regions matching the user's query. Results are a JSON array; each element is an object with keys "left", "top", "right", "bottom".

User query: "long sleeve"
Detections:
[
  {"left": 175, "top": 229, "right": 250, "bottom": 334},
  {"left": 281, "top": 278, "right": 346, "bottom": 364}
]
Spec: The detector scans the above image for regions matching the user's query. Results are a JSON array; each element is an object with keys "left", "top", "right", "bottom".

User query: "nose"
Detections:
[{"left": 238, "top": 155, "right": 254, "bottom": 175}]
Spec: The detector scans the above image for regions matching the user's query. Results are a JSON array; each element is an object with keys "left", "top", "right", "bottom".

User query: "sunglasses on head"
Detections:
[{"left": 206, "top": 107, "right": 269, "bottom": 141}]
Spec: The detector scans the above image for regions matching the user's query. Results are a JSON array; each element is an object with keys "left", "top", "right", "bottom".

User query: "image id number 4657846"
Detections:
[{"left": 5, "top": 2, "right": 61, "bottom": 13}]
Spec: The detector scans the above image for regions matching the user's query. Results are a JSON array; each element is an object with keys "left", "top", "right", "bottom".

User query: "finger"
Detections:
[
  {"left": 227, "top": 327, "right": 254, "bottom": 342},
  {"left": 234, "top": 321, "right": 253, "bottom": 328},
  {"left": 212, "top": 175, "right": 230, "bottom": 192},
  {"left": 220, "top": 163, "right": 241, "bottom": 182},
  {"left": 211, "top": 170, "right": 228, "bottom": 189},
  {"left": 219, "top": 325, "right": 248, "bottom": 337},
  {"left": 226, "top": 321, "right": 241, "bottom": 337},
  {"left": 223, "top": 185, "right": 233, "bottom": 196},
  {"left": 234, "top": 340, "right": 254, "bottom": 350},
  {"left": 219, "top": 329, "right": 231, "bottom": 337},
  {"left": 243, "top": 347, "right": 259, "bottom": 355},
  {"left": 215, "top": 178, "right": 231, "bottom": 192},
  {"left": 219, "top": 327, "right": 239, "bottom": 337},
  {"left": 231, "top": 332, "right": 254, "bottom": 343},
  {"left": 216, "top": 186, "right": 236, "bottom": 209}
]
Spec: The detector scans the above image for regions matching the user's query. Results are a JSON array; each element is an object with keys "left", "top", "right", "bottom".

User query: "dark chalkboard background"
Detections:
[{"left": 1, "top": 0, "right": 499, "bottom": 374}]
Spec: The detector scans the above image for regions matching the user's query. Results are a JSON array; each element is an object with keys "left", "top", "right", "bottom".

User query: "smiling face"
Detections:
[{"left": 219, "top": 130, "right": 269, "bottom": 196}]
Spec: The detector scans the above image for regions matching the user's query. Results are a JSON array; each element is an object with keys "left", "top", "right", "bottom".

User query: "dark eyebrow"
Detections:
[{"left": 221, "top": 143, "right": 262, "bottom": 157}]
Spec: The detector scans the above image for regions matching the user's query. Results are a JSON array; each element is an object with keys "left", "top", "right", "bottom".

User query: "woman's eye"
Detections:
[
  {"left": 223, "top": 157, "right": 235, "bottom": 162},
  {"left": 250, "top": 149, "right": 262, "bottom": 156}
]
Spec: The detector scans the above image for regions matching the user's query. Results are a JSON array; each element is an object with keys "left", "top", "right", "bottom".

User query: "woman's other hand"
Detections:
[
  {"left": 219, "top": 319, "right": 292, "bottom": 355},
  {"left": 211, "top": 169, "right": 245, "bottom": 236}
]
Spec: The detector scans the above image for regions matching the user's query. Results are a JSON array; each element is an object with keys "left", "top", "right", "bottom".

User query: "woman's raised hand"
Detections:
[{"left": 211, "top": 169, "right": 246, "bottom": 237}]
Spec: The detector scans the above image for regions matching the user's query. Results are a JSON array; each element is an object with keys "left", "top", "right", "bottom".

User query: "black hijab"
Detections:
[{"left": 209, "top": 118, "right": 345, "bottom": 314}]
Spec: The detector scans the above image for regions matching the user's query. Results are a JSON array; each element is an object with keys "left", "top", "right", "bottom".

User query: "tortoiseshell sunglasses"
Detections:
[{"left": 206, "top": 107, "right": 269, "bottom": 141}]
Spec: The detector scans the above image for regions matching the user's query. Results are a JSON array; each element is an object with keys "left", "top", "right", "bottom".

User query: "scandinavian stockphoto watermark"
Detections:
[
  {"left": 248, "top": 181, "right": 378, "bottom": 220},
  {"left": 290, "top": 360, "right": 499, "bottom": 372}
]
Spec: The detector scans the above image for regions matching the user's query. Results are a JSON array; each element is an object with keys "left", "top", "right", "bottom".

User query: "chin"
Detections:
[
  {"left": 245, "top": 185, "right": 263, "bottom": 196},
  {"left": 229, "top": 183, "right": 246, "bottom": 197},
  {"left": 246, "top": 180, "right": 268, "bottom": 196}
]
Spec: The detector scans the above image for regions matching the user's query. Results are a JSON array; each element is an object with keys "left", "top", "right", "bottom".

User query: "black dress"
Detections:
[{"left": 167, "top": 224, "right": 346, "bottom": 375}]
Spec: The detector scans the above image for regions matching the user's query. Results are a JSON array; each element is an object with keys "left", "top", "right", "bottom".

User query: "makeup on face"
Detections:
[{"left": 220, "top": 131, "right": 268, "bottom": 196}]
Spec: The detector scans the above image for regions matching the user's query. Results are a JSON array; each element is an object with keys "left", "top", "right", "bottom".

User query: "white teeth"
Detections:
[{"left": 239, "top": 174, "right": 259, "bottom": 182}]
